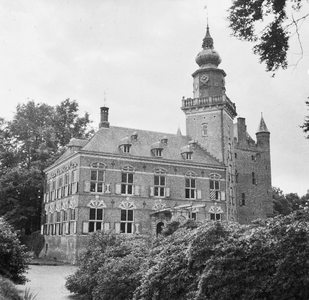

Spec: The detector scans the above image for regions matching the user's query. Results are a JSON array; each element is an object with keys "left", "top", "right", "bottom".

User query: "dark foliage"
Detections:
[{"left": 0, "top": 218, "right": 30, "bottom": 284}]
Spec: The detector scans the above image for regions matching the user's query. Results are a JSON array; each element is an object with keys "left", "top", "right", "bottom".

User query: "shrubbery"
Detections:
[
  {"left": 67, "top": 210, "right": 309, "bottom": 300},
  {"left": 0, "top": 218, "right": 30, "bottom": 284}
]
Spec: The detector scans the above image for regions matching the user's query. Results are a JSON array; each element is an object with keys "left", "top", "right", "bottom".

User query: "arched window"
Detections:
[{"left": 202, "top": 123, "right": 208, "bottom": 136}]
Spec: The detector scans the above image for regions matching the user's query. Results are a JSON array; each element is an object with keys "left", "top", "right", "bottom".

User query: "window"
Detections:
[
  {"left": 89, "top": 208, "right": 103, "bottom": 232},
  {"left": 202, "top": 123, "right": 208, "bottom": 136},
  {"left": 210, "top": 174, "right": 220, "bottom": 200},
  {"left": 229, "top": 165, "right": 233, "bottom": 182},
  {"left": 90, "top": 163, "right": 105, "bottom": 193},
  {"left": 154, "top": 173, "right": 166, "bottom": 197},
  {"left": 120, "top": 209, "right": 133, "bottom": 233},
  {"left": 210, "top": 213, "right": 221, "bottom": 221},
  {"left": 57, "top": 177, "right": 63, "bottom": 199},
  {"left": 123, "top": 145, "right": 131, "bottom": 153},
  {"left": 185, "top": 175, "right": 196, "bottom": 199},
  {"left": 230, "top": 187, "right": 234, "bottom": 205},
  {"left": 252, "top": 172, "right": 256, "bottom": 185},
  {"left": 153, "top": 148, "right": 162, "bottom": 157},
  {"left": 185, "top": 152, "right": 192, "bottom": 160},
  {"left": 121, "top": 167, "right": 134, "bottom": 195},
  {"left": 189, "top": 211, "right": 197, "bottom": 220},
  {"left": 241, "top": 193, "right": 246, "bottom": 206}
]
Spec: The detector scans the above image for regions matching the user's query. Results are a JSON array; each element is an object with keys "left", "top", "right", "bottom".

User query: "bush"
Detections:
[
  {"left": 66, "top": 231, "right": 150, "bottom": 300},
  {"left": 0, "top": 218, "right": 30, "bottom": 284},
  {"left": 0, "top": 275, "right": 22, "bottom": 300}
]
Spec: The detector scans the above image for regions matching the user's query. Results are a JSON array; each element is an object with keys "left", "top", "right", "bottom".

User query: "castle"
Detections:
[{"left": 41, "top": 25, "right": 273, "bottom": 263}]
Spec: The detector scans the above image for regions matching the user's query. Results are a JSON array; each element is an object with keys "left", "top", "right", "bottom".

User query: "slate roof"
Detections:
[{"left": 79, "top": 126, "right": 222, "bottom": 166}]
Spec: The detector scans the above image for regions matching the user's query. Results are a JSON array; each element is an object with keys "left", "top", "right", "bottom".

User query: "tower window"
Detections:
[
  {"left": 241, "top": 193, "right": 246, "bottom": 206},
  {"left": 252, "top": 172, "right": 256, "bottom": 185},
  {"left": 202, "top": 123, "right": 208, "bottom": 136}
]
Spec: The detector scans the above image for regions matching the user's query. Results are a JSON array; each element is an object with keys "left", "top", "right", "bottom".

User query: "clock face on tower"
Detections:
[{"left": 200, "top": 74, "right": 209, "bottom": 83}]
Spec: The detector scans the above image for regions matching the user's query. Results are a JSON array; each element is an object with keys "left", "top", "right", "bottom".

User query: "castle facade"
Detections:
[{"left": 41, "top": 26, "right": 273, "bottom": 263}]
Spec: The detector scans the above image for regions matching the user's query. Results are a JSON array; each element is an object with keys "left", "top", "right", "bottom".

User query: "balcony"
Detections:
[{"left": 181, "top": 95, "right": 237, "bottom": 117}]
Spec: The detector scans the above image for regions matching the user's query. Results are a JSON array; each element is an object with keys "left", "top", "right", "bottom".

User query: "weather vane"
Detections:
[{"left": 104, "top": 90, "right": 106, "bottom": 107}]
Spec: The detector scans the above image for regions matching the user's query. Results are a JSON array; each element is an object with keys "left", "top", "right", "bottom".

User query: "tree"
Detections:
[
  {"left": 0, "top": 99, "right": 92, "bottom": 234},
  {"left": 0, "top": 218, "right": 29, "bottom": 284},
  {"left": 301, "top": 100, "right": 309, "bottom": 138},
  {"left": 227, "top": 0, "right": 309, "bottom": 73},
  {"left": 272, "top": 187, "right": 293, "bottom": 215}
]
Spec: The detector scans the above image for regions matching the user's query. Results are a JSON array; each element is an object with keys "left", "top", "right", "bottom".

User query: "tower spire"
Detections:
[{"left": 256, "top": 114, "right": 269, "bottom": 133}]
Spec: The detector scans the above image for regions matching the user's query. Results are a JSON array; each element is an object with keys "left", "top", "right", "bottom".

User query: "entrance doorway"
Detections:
[{"left": 156, "top": 222, "right": 164, "bottom": 235}]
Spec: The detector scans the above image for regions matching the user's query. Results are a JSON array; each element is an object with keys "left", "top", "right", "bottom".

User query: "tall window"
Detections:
[
  {"left": 90, "top": 163, "right": 105, "bottom": 192},
  {"left": 202, "top": 123, "right": 208, "bottom": 136},
  {"left": 120, "top": 209, "right": 133, "bottom": 233},
  {"left": 252, "top": 172, "right": 256, "bottom": 185},
  {"left": 210, "top": 174, "right": 220, "bottom": 200},
  {"left": 89, "top": 208, "right": 103, "bottom": 232},
  {"left": 154, "top": 171, "right": 166, "bottom": 197},
  {"left": 185, "top": 173, "right": 196, "bottom": 199},
  {"left": 241, "top": 193, "right": 246, "bottom": 206},
  {"left": 121, "top": 166, "right": 134, "bottom": 195}
]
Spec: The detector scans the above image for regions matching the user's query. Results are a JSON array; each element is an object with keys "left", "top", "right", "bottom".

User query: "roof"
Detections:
[
  {"left": 256, "top": 116, "right": 270, "bottom": 133},
  {"left": 78, "top": 126, "right": 222, "bottom": 166}
]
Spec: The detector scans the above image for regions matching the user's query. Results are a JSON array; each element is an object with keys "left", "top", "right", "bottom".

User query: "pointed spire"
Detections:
[
  {"left": 202, "top": 24, "right": 214, "bottom": 49},
  {"left": 256, "top": 113, "right": 269, "bottom": 133},
  {"left": 177, "top": 125, "right": 182, "bottom": 136}
]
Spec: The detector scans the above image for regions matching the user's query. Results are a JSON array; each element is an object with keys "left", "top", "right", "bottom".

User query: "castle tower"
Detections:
[{"left": 181, "top": 25, "right": 237, "bottom": 163}]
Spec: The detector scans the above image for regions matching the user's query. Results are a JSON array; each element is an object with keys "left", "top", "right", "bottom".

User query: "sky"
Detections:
[{"left": 0, "top": 0, "right": 309, "bottom": 195}]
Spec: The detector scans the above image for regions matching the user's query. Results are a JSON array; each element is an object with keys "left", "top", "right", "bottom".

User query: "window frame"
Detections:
[
  {"left": 185, "top": 173, "right": 197, "bottom": 199},
  {"left": 89, "top": 208, "right": 103, "bottom": 232},
  {"left": 121, "top": 166, "right": 134, "bottom": 195},
  {"left": 90, "top": 163, "right": 105, "bottom": 193},
  {"left": 120, "top": 209, "right": 134, "bottom": 233}
]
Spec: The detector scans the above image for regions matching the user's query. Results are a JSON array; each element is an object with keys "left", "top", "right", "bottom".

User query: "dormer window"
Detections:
[
  {"left": 185, "top": 152, "right": 192, "bottom": 160},
  {"left": 161, "top": 136, "right": 168, "bottom": 145},
  {"left": 151, "top": 141, "right": 164, "bottom": 157},
  {"left": 119, "top": 136, "right": 132, "bottom": 154},
  {"left": 123, "top": 145, "right": 131, "bottom": 153},
  {"left": 153, "top": 149, "right": 162, "bottom": 157},
  {"left": 181, "top": 145, "right": 193, "bottom": 160},
  {"left": 131, "top": 132, "right": 138, "bottom": 142}
]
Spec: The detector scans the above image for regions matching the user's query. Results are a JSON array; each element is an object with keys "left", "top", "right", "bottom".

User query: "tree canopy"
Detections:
[
  {"left": 227, "top": 0, "right": 309, "bottom": 73},
  {"left": 0, "top": 99, "right": 93, "bottom": 234}
]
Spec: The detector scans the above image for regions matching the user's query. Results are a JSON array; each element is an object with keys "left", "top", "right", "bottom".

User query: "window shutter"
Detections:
[
  {"left": 65, "top": 222, "right": 69, "bottom": 234},
  {"left": 41, "top": 225, "right": 44, "bottom": 235},
  {"left": 115, "top": 184, "right": 121, "bottom": 195},
  {"left": 73, "top": 221, "right": 77, "bottom": 234},
  {"left": 82, "top": 221, "right": 89, "bottom": 234},
  {"left": 115, "top": 222, "right": 121, "bottom": 233},
  {"left": 134, "top": 185, "right": 140, "bottom": 196},
  {"left": 165, "top": 187, "right": 170, "bottom": 198},
  {"left": 150, "top": 186, "right": 154, "bottom": 197},
  {"left": 197, "top": 190, "right": 202, "bottom": 199},
  {"left": 72, "top": 183, "right": 77, "bottom": 194},
  {"left": 221, "top": 191, "right": 226, "bottom": 201},
  {"left": 135, "top": 223, "right": 140, "bottom": 234},
  {"left": 104, "top": 222, "right": 110, "bottom": 231},
  {"left": 84, "top": 181, "right": 90, "bottom": 192},
  {"left": 105, "top": 183, "right": 111, "bottom": 194}
]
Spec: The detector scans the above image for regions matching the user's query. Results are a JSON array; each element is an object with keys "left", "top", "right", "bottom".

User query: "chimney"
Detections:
[{"left": 99, "top": 106, "right": 110, "bottom": 128}]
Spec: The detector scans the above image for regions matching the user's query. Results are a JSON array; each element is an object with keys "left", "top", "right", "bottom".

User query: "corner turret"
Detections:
[{"left": 256, "top": 115, "right": 270, "bottom": 148}]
